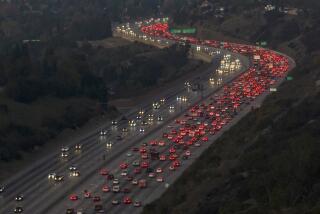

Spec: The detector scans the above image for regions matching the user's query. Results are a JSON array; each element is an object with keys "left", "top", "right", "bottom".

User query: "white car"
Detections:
[
  {"left": 61, "top": 152, "right": 68, "bottom": 158},
  {"left": 131, "top": 179, "right": 138, "bottom": 185},
  {"left": 48, "top": 173, "right": 56, "bottom": 180},
  {"left": 121, "top": 170, "right": 128, "bottom": 177},
  {"left": 70, "top": 171, "right": 80, "bottom": 177},
  {"left": 139, "top": 128, "right": 145, "bottom": 133},
  {"left": 128, "top": 120, "right": 136, "bottom": 127},
  {"left": 156, "top": 177, "right": 164, "bottom": 182},
  {"left": 0, "top": 186, "right": 4, "bottom": 193},
  {"left": 54, "top": 175, "right": 64, "bottom": 182},
  {"left": 69, "top": 166, "right": 77, "bottom": 171},
  {"left": 61, "top": 146, "right": 69, "bottom": 152},
  {"left": 112, "top": 185, "right": 120, "bottom": 193},
  {"left": 106, "top": 142, "right": 112, "bottom": 148},
  {"left": 15, "top": 195, "right": 24, "bottom": 201},
  {"left": 100, "top": 130, "right": 108, "bottom": 136},
  {"left": 113, "top": 179, "right": 119, "bottom": 185},
  {"left": 75, "top": 144, "right": 82, "bottom": 150}
]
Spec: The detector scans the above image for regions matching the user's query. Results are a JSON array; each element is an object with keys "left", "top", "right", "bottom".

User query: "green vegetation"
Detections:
[{"left": 0, "top": 36, "right": 191, "bottom": 161}]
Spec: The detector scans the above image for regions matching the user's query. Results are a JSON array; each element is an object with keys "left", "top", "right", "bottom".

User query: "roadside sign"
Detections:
[
  {"left": 286, "top": 76, "right": 293, "bottom": 80},
  {"left": 170, "top": 28, "right": 196, "bottom": 34}
]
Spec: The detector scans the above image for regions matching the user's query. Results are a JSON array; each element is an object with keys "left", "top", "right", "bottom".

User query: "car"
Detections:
[
  {"left": 148, "top": 172, "right": 156, "bottom": 178},
  {"left": 113, "top": 178, "right": 120, "bottom": 185},
  {"left": 84, "top": 191, "right": 91, "bottom": 198},
  {"left": 111, "top": 120, "right": 117, "bottom": 126},
  {"left": 102, "top": 185, "right": 110, "bottom": 192},
  {"left": 146, "top": 167, "right": 154, "bottom": 173},
  {"left": 122, "top": 128, "right": 128, "bottom": 132},
  {"left": 93, "top": 196, "right": 101, "bottom": 202},
  {"left": 156, "top": 177, "right": 164, "bottom": 182},
  {"left": 100, "top": 130, "right": 108, "bottom": 136},
  {"left": 132, "top": 161, "right": 140, "bottom": 166},
  {"left": 156, "top": 168, "right": 163, "bottom": 173},
  {"left": 100, "top": 168, "right": 108, "bottom": 176},
  {"left": 112, "top": 185, "right": 120, "bottom": 193},
  {"left": 159, "top": 155, "right": 166, "bottom": 161},
  {"left": 140, "top": 161, "right": 149, "bottom": 168},
  {"left": 54, "top": 175, "right": 64, "bottom": 182},
  {"left": 61, "top": 146, "right": 69, "bottom": 152},
  {"left": 123, "top": 196, "right": 132, "bottom": 204},
  {"left": 106, "top": 141, "right": 112, "bottom": 148},
  {"left": 61, "top": 152, "right": 68, "bottom": 158},
  {"left": 69, "top": 166, "right": 77, "bottom": 171},
  {"left": 185, "top": 150, "right": 191, "bottom": 156},
  {"left": 48, "top": 173, "right": 56, "bottom": 180},
  {"left": 0, "top": 186, "right": 4, "bottom": 193},
  {"left": 132, "top": 179, "right": 138, "bottom": 185},
  {"left": 173, "top": 160, "right": 181, "bottom": 167},
  {"left": 169, "top": 147, "right": 176, "bottom": 153},
  {"left": 76, "top": 209, "right": 84, "bottom": 214},
  {"left": 157, "top": 116, "right": 163, "bottom": 121},
  {"left": 75, "top": 144, "right": 82, "bottom": 150},
  {"left": 158, "top": 141, "right": 165, "bottom": 146},
  {"left": 134, "top": 201, "right": 142, "bottom": 207},
  {"left": 126, "top": 152, "right": 132, "bottom": 157},
  {"left": 15, "top": 195, "right": 24, "bottom": 201},
  {"left": 120, "top": 162, "right": 128, "bottom": 169},
  {"left": 128, "top": 120, "right": 136, "bottom": 127},
  {"left": 14, "top": 207, "right": 23, "bottom": 213},
  {"left": 70, "top": 171, "right": 80, "bottom": 177},
  {"left": 66, "top": 208, "right": 75, "bottom": 214},
  {"left": 169, "top": 165, "right": 175, "bottom": 171},
  {"left": 121, "top": 170, "right": 128, "bottom": 176},
  {"left": 139, "top": 128, "right": 145, "bottom": 133},
  {"left": 69, "top": 194, "right": 78, "bottom": 201},
  {"left": 134, "top": 168, "right": 141, "bottom": 174},
  {"left": 94, "top": 205, "right": 104, "bottom": 212},
  {"left": 107, "top": 174, "right": 114, "bottom": 180},
  {"left": 116, "top": 135, "right": 123, "bottom": 141},
  {"left": 112, "top": 199, "right": 120, "bottom": 205}
]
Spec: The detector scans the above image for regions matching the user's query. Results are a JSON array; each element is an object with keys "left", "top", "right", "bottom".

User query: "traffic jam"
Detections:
[{"left": 62, "top": 19, "right": 290, "bottom": 213}]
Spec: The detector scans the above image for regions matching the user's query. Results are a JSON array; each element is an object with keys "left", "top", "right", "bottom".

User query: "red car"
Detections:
[
  {"left": 134, "top": 168, "right": 142, "bottom": 174},
  {"left": 158, "top": 141, "right": 166, "bottom": 146},
  {"left": 139, "top": 147, "right": 147, "bottom": 153},
  {"left": 102, "top": 185, "right": 109, "bottom": 192},
  {"left": 159, "top": 155, "right": 166, "bottom": 161},
  {"left": 173, "top": 160, "right": 181, "bottom": 167},
  {"left": 140, "top": 161, "right": 149, "bottom": 168},
  {"left": 169, "top": 147, "right": 176, "bottom": 153},
  {"left": 99, "top": 168, "right": 108, "bottom": 175},
  {"left": 202, "top": 136, "right": 208, "bottom": 142},
  {"left": 69, "top": 194, "right": 78, "bottom": 201},
  {"left": 149, "top": 140, "right": 157, "bottom": 146},
  {"left": 123, "top": 196, "right": 132, "bottom": 204},
  {"left": 120, "top": 162, "right": 128, "bottom": 169}
]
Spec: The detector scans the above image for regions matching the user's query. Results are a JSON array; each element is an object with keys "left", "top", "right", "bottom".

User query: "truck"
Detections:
[{"left": 138, "top": 179, "right": 147, "bottom": 188}]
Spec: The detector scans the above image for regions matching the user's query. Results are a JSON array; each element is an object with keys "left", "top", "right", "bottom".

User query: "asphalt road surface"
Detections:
[{"left": 0, "top": 18, "right": 295, "bottom": 214}]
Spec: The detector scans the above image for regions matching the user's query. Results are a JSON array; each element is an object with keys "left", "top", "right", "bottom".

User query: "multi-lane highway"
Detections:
[{"left": 0, "top": 17, "right": 294, "bottom": 214}]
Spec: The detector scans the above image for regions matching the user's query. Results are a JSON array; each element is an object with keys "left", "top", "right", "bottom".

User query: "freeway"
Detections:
[{"left": 0, "top": 17, "right": 294, "bottom": 214}]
